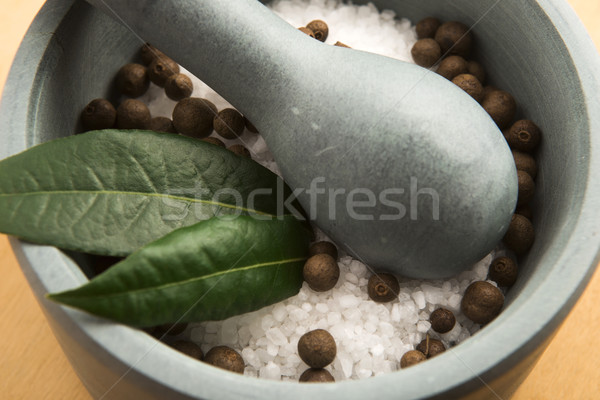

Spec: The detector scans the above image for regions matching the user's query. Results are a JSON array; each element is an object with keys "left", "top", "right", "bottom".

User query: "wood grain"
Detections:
[{"left": 0, "top": 1, "right": 599, "bottom": 399}]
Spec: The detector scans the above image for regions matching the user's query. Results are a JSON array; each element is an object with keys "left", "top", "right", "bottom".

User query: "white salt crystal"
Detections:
[
  {"left": 327, "top": 311, "right": 342, "bottom": 325},
  {"left": 379, "top": 322, "right": 394, "bottom": 337},
  {"left": 219, "top": 318, "right": 238, "bottom": 344},
  {"left": 260, "top": 361, "right": 281, "bottom": 380},
  {"left": 267, "top": 343, "right": 279, "bottom": 357},
  {"left": 371, "top": 343, "right": 385, "bottom": 357},
  {"left": 266, "top": 327, "right": 288, "bottom": 346},
  {"left": 301, "top": 302, "right": 313, "bottom": 313},
  {"left": 345, "top": 272, "right": 359, "bottom": 284},
  {"left": 272, "top": 303, "right": 288, "bottom": 322},
  {"left": 337, "top": 352, "right": 354, "bottom": 378},
  {"left": 412, "top": 291, "right": 426, "bottom": 309},
  {"left": 339, "top": 294, "right": 359, "bottom": 308},
  {"left": 288, "top": 307, "right": 309, "bottom": 322},
  {"left": 417, "top": 320, "right": 432, "bottom": 333},
  {"left": 315, "top": 303, "right": 329, "bottom": 313}
]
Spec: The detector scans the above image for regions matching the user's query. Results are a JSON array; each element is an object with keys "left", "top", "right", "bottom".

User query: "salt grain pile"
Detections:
[{"left": 141, "top": 0, "right": 506, "bottom": 381}]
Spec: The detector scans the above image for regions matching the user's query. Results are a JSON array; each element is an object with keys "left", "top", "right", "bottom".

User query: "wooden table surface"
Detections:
[{"left": 1, "top": 1, "right": 600, "bottom": 399}]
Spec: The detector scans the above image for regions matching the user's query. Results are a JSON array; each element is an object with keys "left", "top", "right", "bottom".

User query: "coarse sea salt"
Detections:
[{"left": 142, "top": 0, "right": 511, "bottom": 381}]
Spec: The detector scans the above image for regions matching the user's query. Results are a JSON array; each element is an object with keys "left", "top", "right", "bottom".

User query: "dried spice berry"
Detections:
[
  {"left": 204, "top": 346, "right": 245, "bottom": 373},
  {"left": 299, "top": 368, "right": 335, "bottom": 383},
  {"left": 306, "top": 19, "right": 329, "bottom": 42},
  {"left": 298, "top": 27, "right": 315, "bottom": 38},
  {"left": 244, "top": 116, "right": 259, "bottom": 133},
  {"left": 481, "top": 90, "right": 516, "bottom": 130},
  {"left": 467, "top": 60, "right": 486, "bottom": 85},
  {"left": 148, "top": 56, "right": 180, "bottom": 87},
  {"left": 430, "top": 308, "right": 456, "bottom": 333},
  {"left": 434, "top": 21, "right": 473, "bottom": 58},
  {"left": 171, "top": 340, "right": 204, "bottom": 360},
  {"left": 201, "top": 137, "right": 226, "bottom": 147},
  {"left": 165, "top": 73, "right": 194, "bottom": 101},
  {"left": 503, "top": 214, "right": 535, "bottom": 255},
  {"left": 140, "top": 43, "right": 165, "bottom": 65},
  {"left": 411, "top": 39, "right": 442, "bottom": 68},
  {"left": 517, "top": 170, "right": 535, "bottom": 207},
  {"left": 482, "top": 85, "right": 499, "bottom": 99},
  {"left": 308, "top": 241, "right": 338, "bottom": 260},
  {"left": 512, "top": 150, "right": 537, "bottom": 179},
  {"left": 172, "top": 97, "right": 217, "bottom": 138},
  {"left": 214, "top": 108, "right": 245, "bottom": 139},
  {"left": 416, "top": 17, "right": 441, "bottom": 39},
  {"left": 153, "top": 322, "right": 188, "bottom": 337},
  {"left": 416, "top": 336, "right": 446, "bottom": 358},
  {"left": 148, "top": 116, "right": 177, "bottom": 134},
  {"left": 116, "top": 99, "right": 151, "bottom": 129},
  {"left": 505, "top": 120, "right": 541, "bottom": 153},
  {"left": 451, "top": 73, "right": 483, "bottom": 103},
  {"left": 228, "top": 144, "right": 252, "bottom": 158},
  {"left": 303, "top": 254, "right": 339, "bottom": 292},
  {"left": 436, "top": 55, "right": 468, "bottom": 80},
  {"left": 367, "top": 273, "right": 399, "bottom": 303},
  {"left": 515, "top": 205, "right": 533, "bottom": 220},
  {"left": 488, "top": 256, "right": 518, "bottom": 287},
  {"left": 115, "top": 63, "right": 150, "bottom": 98},
  {"left": 298, "top": 329, "right": 337, "bottom": 368},
  {"left": 400, "top": 350, "right": 426, "bottom": 368},
  {"left": 81, "top": 99, "right": 116, "bottom": 130},
  {"left": 461, "top": 281, "right": 504, "bottom": 324},
  {"left": 334, "top": 41, "right": 351, "bottom": 48}
]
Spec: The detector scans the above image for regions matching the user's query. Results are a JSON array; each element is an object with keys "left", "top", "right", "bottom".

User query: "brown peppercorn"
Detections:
[
  {"left": 367, "top": 273, "right": 399, "bottom": 303},
  {"left": 299, "top": 368, "right": 335, "bottom": 383},
  {"left": 298, "top": 27, "right": 315, "bottom": 38},
  {"left": 430, "top": 308, "right": 456, "bottom": 333},
  {"left": 451, "top": 73, "right": 484, "bottom": 103},
  {"left": 228, "top": 144, "right": 252, "bottom": 159},
  {"left": 153, "top": 322, "right": 188, "bottom": 337},
  {"left": 467, "top": 60, "right": 486, "bottom": 85},
  {"left": 303, "top": 254, "right": 339, "bottom": 292},
  {"left": 140, "top": 43, "right": 165, "bottom": 65},
  {"left": 214, "top": 108, "right": 245, "bottom": 139},
  {"left": 308, "top": 241, "right": 338, "bottom": 260},
  {"left": 517, "top": 170, "right": 535, "bottom": 207},
  {"left": 244, "top": 116, "right": 259, "bottom": 133},
  {"left": 482, "top": 85, "right": 499, "bottom": 99},
  {"left": 481, "top": 90, "right": 516, "bottom": 130},
  {"left": 201, "top": 137, "right": 226, "bottom": 147},
  {"left": 416, "top": 336, "right": 446, "bottom": 358},
  {"left": 503, "top": 214, "right": 535, "bottom": 255},
  {"left": 515, "top": 205, "right": 533, "bottom": 220},
  {"left": 489, "top": 256, "right": 518, "bottom": 287},
  {"left": 115, "top": 63, "right": 150, "bottom": 98},
  {"left": 434, "top": 21, "right": 473, "bottom": 58},
  {"left": 416, "top": 17, "right": 441, "bottom": 39},
  {"left": 165, "top": 73, "right": 193, "bottom": 101},
  {"left": 81, "top": 99, "right": 116, "bottom": 130},
  {"left": 334, "top": 41, "right": 351, "bottom": 48},
  {"left": 436, "top": 55, "right": 468, "bottom": 80},
  {"left": 400, "top": 350, "right": 426, "bottom": 368},
  {"left": 116, "top": 99, "right": 151, "bottom": 129},
  {"left": 411, "top": 39, "right": 442, "bottom": 68},
  {"left": 512, "top": 150, "right": 537, "bottom": 179},
  {"left": 204, "top": 346, "right": 245, "bottom": 374},
  {"left": 171, "top": 340, "right": 204, "bottom": 360},
  {"left": 306, "top": 20, "right": 329, "bottom": 42},
  {"left": 148, "top": 116, "right": 177, "bottom": 134},
  {"left": 461, "top": 281, "right": 504, "bottom": 324},
  {"left": 505, "top": 120, "right": 541, "bottom": 153},
  {"left": 148, "top": 56, "right": 180, "bottom": 87},
  {"left": 298, "top": 329, "right": 337, "bottom": 368},
  {"left": 172, "top": 97, "right": 217, "bottom": 138}
]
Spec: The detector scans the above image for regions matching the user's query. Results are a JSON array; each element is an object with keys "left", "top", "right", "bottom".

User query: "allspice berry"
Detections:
[
  {"left": 308, "top": 241, "right": 338, "bottom": 260},
  {"left": 461, "top": 281, "right": 504, "bottom": 324},
  {"left": 512, "top": 150, "right": 537, "bottom": 179},
  {"left": 202, "top": 137, "right": 226, "bottom": 147},
  {"left": 517, "top": 170, "right": 535, "bottom": 207},
  {"left": 140, "top": 43, "right": 165, "bottom": 65},
  {"left": 303, "top": 254, "right": 340, "bottom": 292},
  {"left": 411, "top": 39, "right": 442, "bottom": 68},
  {"left": 367, "top": 273, "right": 399, "bottom": 303},
  {"left": 482, "top": 85, "right": 499, "bottom": 99},
  {"left": 489, "top": 256, "right": 518, "bottom": 287},
  {"left": 436, "top": 55, "right": 468, "bottom": 80},
  {"left": 148, "top": 116, "right": 177, "bottom": 133},
  {"left": 299, "top": 368, "right": 335, "bottom": 383},
  {"left": 116, "top": 99, "right": 151, "bottom": 129},
  {"left": 434, "top": 21, "right": 473, "bottom": 58},
  {"left": 148, "top": 56, "right": 180, "bottom": 87},
  {"left": 244, "top": 116, "right": 259, "bottom": 133},
  {"left": 416, "top": 17, "right": 441, "bottom": 39},
  {"left": 416, "top": 336, "right": 446, "bottom": 358},
  {"left": 171, "top": 340, "right": 204, "bottom": 360},
  {"left": 165, "top": 73, "right": 193, "bottom": 101},
  {"left": 172, "top": 97, "right": 217, "bottom": 138},
  {"left": 481, "top": 90, "right": 516, "bottom": 130},
  {"left": 467, "top": 60, "right": 486, "bottom": 85},
  {"left": 115, "top": 63, "right": 150, "bottom": 98},
  {"left": 228, "top": 144, "right": 252, "bottom": 158},
  {"left": 430, "top": 308, "right": 456, "bottom": 334},
  {"left": 306, "top": 20, "right": 329, "bottom": 42},
  {"left": 81, "top": 98, "right": 116, "bottom": 130},
  {"left": 503, "top": 214, "right": 535, "bottom": 255},
  {"left": 298, "top": 27, "right": 315, "bottom": 38},
  {"left": 451, "top": 73, "right": 484, "bottom": 103},
  {"left": 400, "top": 350, "right": 426, "bottom": 368},
  {"left": 298, "top": 329, "right": 337, "bottom": 368},
  {"left": 204, "top": 346, "right": 245, "bottom": 373},
  {"left": 505, "top": 120, "right": 541, "bottom": 153},
  {"left": 214, "top": 108, "right": 245, "bottom": 139}
]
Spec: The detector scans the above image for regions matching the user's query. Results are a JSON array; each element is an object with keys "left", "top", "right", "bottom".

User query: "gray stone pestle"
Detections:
[{"left": 86, "top": 0, "right": 518, "bottom": 279}]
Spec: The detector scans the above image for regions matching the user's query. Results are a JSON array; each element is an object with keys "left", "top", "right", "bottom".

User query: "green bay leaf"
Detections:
[
  {"left": 47, "top": 215, "right": 311, "bottom": 326},
  {"left": 0, "top": 130, "right": 301, "bottom": 256}
]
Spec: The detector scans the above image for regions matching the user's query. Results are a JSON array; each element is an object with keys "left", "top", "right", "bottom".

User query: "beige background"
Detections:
[{"left": 1, "top": 1, "right": 599, "bottom": 399}]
